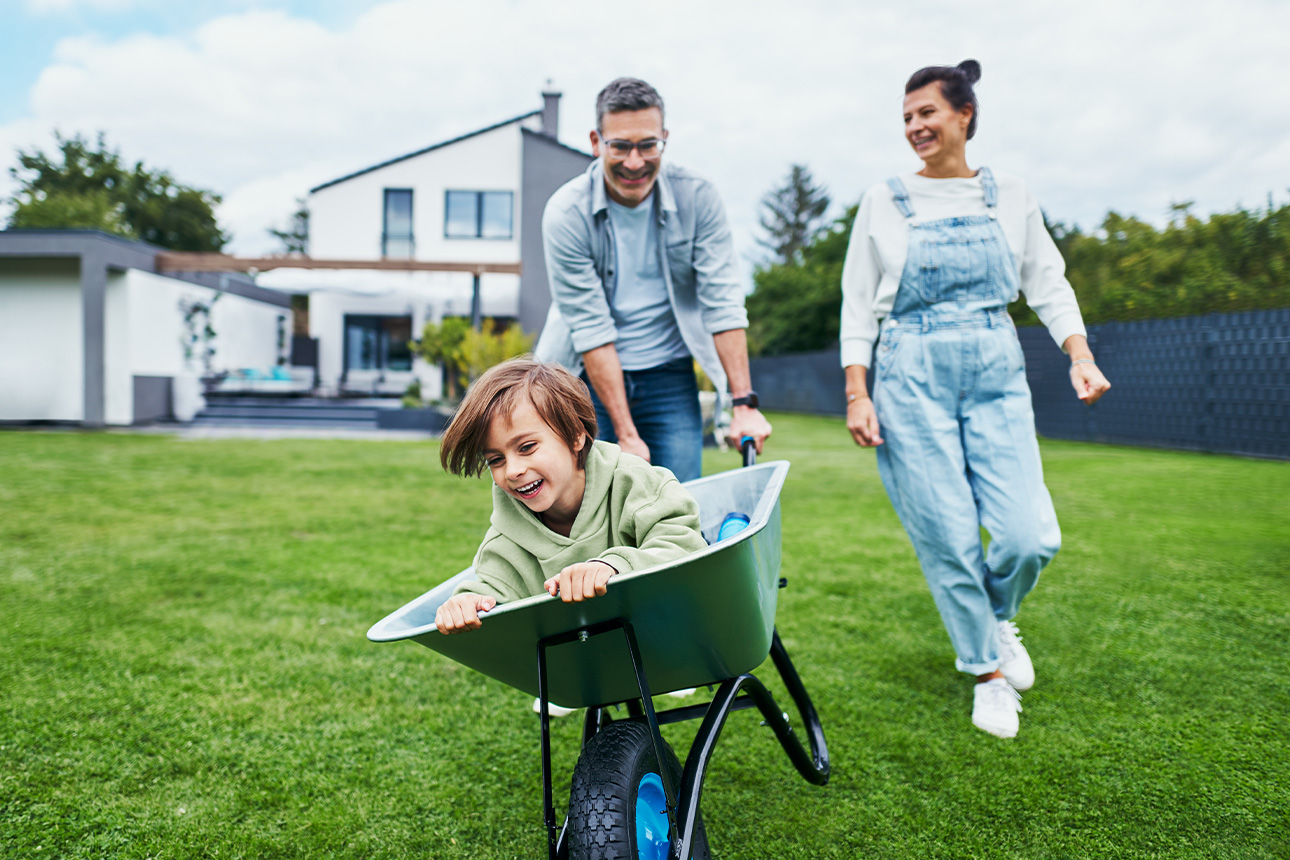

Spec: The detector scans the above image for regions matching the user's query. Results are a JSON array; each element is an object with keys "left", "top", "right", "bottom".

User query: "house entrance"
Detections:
[{"left": 343, "top": 314, "right": 413, "bottom": 376}]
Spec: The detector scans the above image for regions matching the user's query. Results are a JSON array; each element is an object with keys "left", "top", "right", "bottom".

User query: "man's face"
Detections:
[{"left": 591, "top": 107, "right": 667, "bottom": 208}]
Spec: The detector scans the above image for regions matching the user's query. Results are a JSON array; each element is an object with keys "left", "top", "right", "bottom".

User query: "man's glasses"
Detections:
[{"left": 602, "top": 138, "right": 666, "bottom": 159}]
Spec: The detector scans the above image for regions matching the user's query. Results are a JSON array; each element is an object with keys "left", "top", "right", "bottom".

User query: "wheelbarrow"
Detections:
[{"left": 367, "top": 445, "right": 830, "bottom": 858}]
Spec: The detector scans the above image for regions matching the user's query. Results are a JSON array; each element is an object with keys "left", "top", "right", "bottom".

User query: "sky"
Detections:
[{"left": 2, "top": 0, "right": 1288, "bottom": 283}]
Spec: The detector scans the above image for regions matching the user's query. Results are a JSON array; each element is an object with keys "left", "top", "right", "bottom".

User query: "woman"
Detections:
[{"left": 840, "top": 60, "right": 1110, "bottom": 739}]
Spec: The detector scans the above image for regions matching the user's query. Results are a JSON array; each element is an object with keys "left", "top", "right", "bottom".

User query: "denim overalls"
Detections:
[{"left": 874, "top": 168, "right": 1062, "bottom": 675}]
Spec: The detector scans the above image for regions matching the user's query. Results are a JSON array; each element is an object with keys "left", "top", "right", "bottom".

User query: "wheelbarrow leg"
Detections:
[
  {"left": 769, "top": 627, "right": 831, "bottom": 783},
  {"left": 536, "top": 636, "right": 560, "bottom": 860}
]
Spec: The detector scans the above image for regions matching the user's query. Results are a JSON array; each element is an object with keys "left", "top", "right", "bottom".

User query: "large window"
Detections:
[
  {"left": 343, "top": 315, "right": 412, "bottom": 373},
  {"left": 382, "top": 189, "right": 414, "bottom": 258},
  {"left": 445, "top": 190, "right": 513, "bottom": 239}
]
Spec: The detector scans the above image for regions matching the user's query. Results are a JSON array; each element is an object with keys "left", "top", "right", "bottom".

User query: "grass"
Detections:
[{"left": 1, "top": 415, "right": 1287, "bottom": 859}]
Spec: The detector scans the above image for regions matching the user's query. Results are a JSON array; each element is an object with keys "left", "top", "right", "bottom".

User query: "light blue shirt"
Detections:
[
  {"left": 605, "top": 195, "right": 689, "bottom": 371},
  {"left": 534, "top": 160, "right": 748, "bottom": 404}
]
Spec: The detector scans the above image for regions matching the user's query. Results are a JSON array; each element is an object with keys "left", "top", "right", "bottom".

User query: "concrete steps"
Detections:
[{"left": 193, "top": 396, "right": 398, "bottom": 430}]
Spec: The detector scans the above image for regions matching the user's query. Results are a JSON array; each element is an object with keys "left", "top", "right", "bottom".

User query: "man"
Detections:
[{"left": 535, "top": 77, "right": 771, "bottom": 482}]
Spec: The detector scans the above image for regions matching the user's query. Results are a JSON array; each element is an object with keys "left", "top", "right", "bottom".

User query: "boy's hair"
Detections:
[{"left": 440, "top": 357, "right": 598, "bottom": 478}]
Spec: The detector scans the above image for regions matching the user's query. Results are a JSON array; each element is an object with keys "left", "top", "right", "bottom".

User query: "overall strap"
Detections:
[
  {"left": 886, "top": 177, "right": 916, "bottom": 219},
  {"left": 977, "top": 166, "right": 998, "bottom": 209}
]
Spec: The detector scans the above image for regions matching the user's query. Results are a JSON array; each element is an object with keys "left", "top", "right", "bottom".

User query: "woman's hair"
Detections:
[
  {"left": 440, "top": 357, "right": 598, "bottom": 478},
  {"left": 905, "top": 59, "right": 982, "bottom": 139}
]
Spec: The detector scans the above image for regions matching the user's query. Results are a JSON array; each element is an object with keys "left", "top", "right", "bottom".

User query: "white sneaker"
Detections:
[
  {"left": 532, "top": 697, "right": 577, "bottom": 718},
  {"left": 666, "top": 687, "right": 696, "bottom": 699},
  {"left": 972, "top": 678, "right": 1022, "bottom": 739},
  {"left": 996, "top": 619, "right": 1034, "bottom": 692}
]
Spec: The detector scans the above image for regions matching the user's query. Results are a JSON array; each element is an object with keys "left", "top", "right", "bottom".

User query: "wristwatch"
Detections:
[{"left": 731, "top": 391, "right": 760, "bottom": 409}]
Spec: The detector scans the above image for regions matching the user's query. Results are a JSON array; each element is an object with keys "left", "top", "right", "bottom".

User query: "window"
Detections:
[
  {"left": 445, "top": 190, "right": 513, "bottom": 239},
  {"left": 343, "top": 315, "right": 412, "bottom": 373},
  {"left": 383, "top": 189, "right": 414, "bottom": 258}
]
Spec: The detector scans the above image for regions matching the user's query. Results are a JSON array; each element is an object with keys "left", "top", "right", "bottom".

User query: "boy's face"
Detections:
[{"left": 483, "top": 398, "right": 586, "bottom": 526}]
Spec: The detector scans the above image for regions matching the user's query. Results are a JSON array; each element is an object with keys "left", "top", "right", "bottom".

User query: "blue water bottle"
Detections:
[{"left": 717, "top": 512, "right": 751, "bottom": 541}]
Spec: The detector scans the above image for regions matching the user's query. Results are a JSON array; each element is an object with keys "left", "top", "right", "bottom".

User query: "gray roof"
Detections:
[{"left": 0, "top": 229, "right": 290, "bottom": 308}]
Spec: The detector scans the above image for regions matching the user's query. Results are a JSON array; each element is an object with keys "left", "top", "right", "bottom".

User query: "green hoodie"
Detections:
[{"left": 455, "top": 440, "right": 706, "bottom": 603}]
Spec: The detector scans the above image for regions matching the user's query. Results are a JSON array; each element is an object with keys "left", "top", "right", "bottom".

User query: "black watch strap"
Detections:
[{"left": 731, "top": 391, "right": 759, "bottom": 409}]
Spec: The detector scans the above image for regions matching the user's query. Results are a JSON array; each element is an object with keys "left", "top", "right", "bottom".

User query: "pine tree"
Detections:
[{"left": 757, "top": 164, "right": 830, "bottom": 265}]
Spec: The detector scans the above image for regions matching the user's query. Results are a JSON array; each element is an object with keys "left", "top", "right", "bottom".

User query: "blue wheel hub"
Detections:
[{"left": 635, "top": 772, "right": 672, "bottom": 860}]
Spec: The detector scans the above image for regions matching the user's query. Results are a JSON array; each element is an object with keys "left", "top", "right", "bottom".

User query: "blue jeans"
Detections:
[{"left": 582, "top": 357, "right": 703, "bottom": 482}]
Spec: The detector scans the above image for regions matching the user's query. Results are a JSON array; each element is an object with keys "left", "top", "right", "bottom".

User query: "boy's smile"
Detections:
[{"left": 483, "top": 399, "right": 587, "bottom": 535}]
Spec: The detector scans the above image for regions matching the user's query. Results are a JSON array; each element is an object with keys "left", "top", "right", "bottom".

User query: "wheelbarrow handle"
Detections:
[{"left": 741, "top": 435, "right": 756, "bottom": 467}]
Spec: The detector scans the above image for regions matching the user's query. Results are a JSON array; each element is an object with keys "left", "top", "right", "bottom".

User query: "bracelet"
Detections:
[
  {"left": 1070, "top": 359, "right": 1096, "bottom": 367},
  {"left": 847, "top": 393, "right": 870, "bottom": 403}
]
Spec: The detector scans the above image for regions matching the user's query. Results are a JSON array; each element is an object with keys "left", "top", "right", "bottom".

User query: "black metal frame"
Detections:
[{"left": 536, "top": 622, "right": 830, "bottom": 860}]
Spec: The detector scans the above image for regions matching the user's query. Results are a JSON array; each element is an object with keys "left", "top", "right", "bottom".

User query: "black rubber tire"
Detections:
[{"left": 567, "top": 720, "right": 711, "bottom": 860}]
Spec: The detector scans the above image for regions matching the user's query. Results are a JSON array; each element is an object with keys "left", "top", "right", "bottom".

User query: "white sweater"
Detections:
[{"left": 839, "top": 169, "right": 1087, "bottom": 368}]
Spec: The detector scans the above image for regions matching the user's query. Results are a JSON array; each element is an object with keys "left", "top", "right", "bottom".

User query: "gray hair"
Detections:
[{"left": 595, "top": 78, "right": 665, "bottom": 133}]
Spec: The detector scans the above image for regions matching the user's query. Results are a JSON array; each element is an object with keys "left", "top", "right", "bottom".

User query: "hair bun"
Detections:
[{"left": 957, "top": 59, "right": 982, "bottom": 84}]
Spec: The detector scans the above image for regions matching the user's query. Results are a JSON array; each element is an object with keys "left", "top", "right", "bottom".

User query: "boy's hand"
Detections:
[
  {"left": 545, "top": 561, "right": 617, "bottom": 603},
  {"left": 435, "top": 593, "right": 497, "bottom": 635}
]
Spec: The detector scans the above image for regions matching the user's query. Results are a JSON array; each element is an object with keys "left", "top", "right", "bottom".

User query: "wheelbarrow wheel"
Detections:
[{"left": 568, "top": 720, "right": 711, "bottom": 860}]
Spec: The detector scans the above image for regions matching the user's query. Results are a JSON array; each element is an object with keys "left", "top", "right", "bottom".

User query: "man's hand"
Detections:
[
  {"left": 435, "top": 593, "right": 497, "bottom": 635},
  {"left": 616, "top": 434, "right": 651, "bottom": 463},
  {"left": 544, "top": 561, "right": 617, "bottom": 603},
  {"left": 846, "top": 396, "right": 883, "bottom": 447},
  {"left": 726, "top": 406, "right": 773, "bottom": 454}
]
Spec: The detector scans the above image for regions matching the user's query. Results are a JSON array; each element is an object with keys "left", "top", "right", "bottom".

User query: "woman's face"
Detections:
[{"left": 903, "top": 82, "right": 972, "bottom": 164}]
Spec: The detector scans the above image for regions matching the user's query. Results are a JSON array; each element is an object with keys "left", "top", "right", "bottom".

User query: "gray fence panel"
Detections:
[
  {"left": 749, "top": 350, "right": 848, "bottom": 416},
  {"left": 749, "top": 308, "right": 1290, "bottom": 459}
]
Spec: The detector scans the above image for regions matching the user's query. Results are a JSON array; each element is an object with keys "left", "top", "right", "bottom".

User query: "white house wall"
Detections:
[
  {"left": 119, "top": 270, "right": 284, "bottom": 379},
  {"left": 310, "top": 123, "right": 528, "bottom": 265},
  {"left": 208, "top": 286, "right": 287, "bottom": 373},
  {"left": 90, "top": 269, "right": 284, "bottom": 425},
  {"left": 0, "top": 259, "right": 83, "bottom": 422}
]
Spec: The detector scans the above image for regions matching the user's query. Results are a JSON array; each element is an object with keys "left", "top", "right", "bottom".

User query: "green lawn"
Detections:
[{"left": 2, "top": 416, "right": 1287, "bottom": 859}]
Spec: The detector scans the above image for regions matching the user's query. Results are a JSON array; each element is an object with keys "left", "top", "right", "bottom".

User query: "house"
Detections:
[
  {"left": 259, "top": 87, "right": 593, "bottom": 399},
  {"left": 0, "top": 230, "right": 292, "bottom": 427}
]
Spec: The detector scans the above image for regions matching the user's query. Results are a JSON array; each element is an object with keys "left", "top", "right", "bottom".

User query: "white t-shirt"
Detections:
[{"left": 839, "top": 169, "right": 1087, "bottom": 368}]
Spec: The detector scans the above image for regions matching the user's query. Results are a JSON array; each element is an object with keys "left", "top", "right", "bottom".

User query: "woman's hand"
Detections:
[
  {"left": 846, "top": 395, "right": 884, "bottom": 447},
  {"left": 1063, "top": 335, "right": 1111, "bottom": 404},
  {"left": 545, "top": 561, "right": 617, "bottom": 603},
  {"left": 435, "top": 593, "right": 497, "bottom": 635},
  {"left": 1070, "top": 362, "right": 1111, "bottom": 404}
]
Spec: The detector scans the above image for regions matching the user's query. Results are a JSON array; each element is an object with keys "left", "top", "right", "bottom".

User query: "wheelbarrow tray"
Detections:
[{"left": 367, "top": 460, "right": 790, "bottom": 708}]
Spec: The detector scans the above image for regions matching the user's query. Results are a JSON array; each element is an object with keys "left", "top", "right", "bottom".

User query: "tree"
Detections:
[
  {"left": 411, "top": 316, "right": 534, "bottom": 402},
  {"left": 747, "top": 205, "right": 856, "bottom": 356},
  {"left": 7, "top": 131, "right": 228, "bottom": 252},
  {"left": 413, "top": 316, "right": 471, "bottom": 401},
  {"left": 457, "top": 320, "right": 534, "bottom": 384},
  {"left": 757, "top": 164, "right": 831, "bottom": 265},
  {"left": 270, "top": 198, "right": 309, "bottom": 255},
  {"left": 750, "top": 190, "right": 1290, "bottom": 358}
]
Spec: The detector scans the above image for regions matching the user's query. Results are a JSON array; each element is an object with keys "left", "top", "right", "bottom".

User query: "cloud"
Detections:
[
  {"left": 26, "top": 0, "right": 142, "bottom": 12},
  {"left": 3, "top": 0, "right": 1288, "bottom": 261}
]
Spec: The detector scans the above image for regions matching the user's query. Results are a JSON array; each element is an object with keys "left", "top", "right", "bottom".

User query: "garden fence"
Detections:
[{"left": 748, "top": 308, "right": 1290, "bottom": 459}]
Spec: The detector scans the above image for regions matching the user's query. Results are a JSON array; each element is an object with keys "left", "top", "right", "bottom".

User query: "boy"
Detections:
[{"left": 435, "top": 358, "right": 707, "bottom": 635}]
